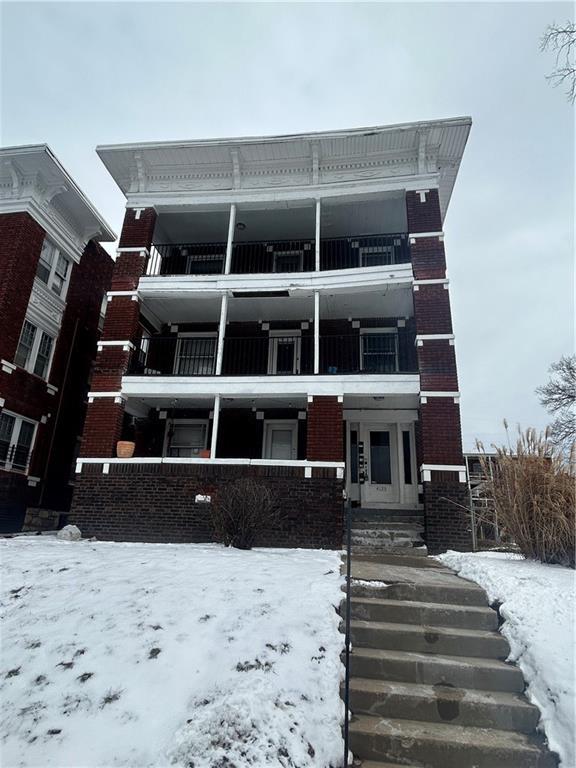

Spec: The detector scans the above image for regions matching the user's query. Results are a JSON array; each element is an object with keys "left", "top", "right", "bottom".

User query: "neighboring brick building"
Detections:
[
  {"left": 0, "top": 145, "right": 115, "bottom": 531},
  {"left": 71, "top": 119, "right": 472, "bottom": 552}
]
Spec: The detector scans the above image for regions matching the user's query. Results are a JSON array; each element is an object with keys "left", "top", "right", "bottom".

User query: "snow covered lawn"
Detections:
[
  {"left": 438, "top": 550, "right": 575, "bottom": 768},
  {"left": 0, "top": 538, "right": 344, "bottom": 767}
]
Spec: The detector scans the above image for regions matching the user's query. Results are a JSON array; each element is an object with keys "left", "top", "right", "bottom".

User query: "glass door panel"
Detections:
[{"left": 369, "top": 431, "right": 392, "bottom": 484}]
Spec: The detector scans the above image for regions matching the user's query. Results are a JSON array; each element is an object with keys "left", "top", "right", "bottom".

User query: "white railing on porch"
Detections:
[{"left": 76, "top": 457, "right": 345, "bottom": 479}]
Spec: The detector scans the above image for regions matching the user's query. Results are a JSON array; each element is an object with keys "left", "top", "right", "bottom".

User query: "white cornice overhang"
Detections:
[
  {"left": 0, "top": 144, "right": 116, "bottom": 260},
  {"left": 138, "top": 262, "right": 413, "bottom": 300},
  {"left": 121, "top": 373, "right": 421, "bottom": 400},
  {"left": 96, "top": 117, "right": 472, "bottom": 222}
]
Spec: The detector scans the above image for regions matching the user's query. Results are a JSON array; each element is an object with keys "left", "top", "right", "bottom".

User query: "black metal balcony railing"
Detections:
[
  {"left": 0, "top": 441, "right": 32, "bottom": 472},
  {"left": 147, "top": 243, "right": 227, "bottom": 277},
  {"left": 128, "top": 333, "right": 418, "bottom": 377},
  {"left": 146, "top": 234, "right": 410, "bottom": 277},
  {"left": 320, "top": 234, "right": 410, "bottom": 271}
]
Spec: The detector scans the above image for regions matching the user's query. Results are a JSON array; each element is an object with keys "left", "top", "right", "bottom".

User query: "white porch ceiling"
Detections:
[{"left": 141, "top": 285, "right": 413, "bottom": 325}]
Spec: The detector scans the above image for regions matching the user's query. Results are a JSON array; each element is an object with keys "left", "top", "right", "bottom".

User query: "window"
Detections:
[
  {"left": 174, "top": 335, "right": 217, "bottom": 375},
  {"left": 165, "top": 420, "right": 208, "bottom": 457},
  {"left": 273, "top": 250, "right": 304, "bottom": 273},
  {"left": 0, "top": 411, "right": 37, "bottom": 473},
  {"left": 36, "top": 238, "right": 72, "bottom": 298},
  {"left": 359, "top": 245, "right": 396, "bottom": 267},
  {"left": 14, "top": 320, "right": 55, "bottom": 380},
  {"left": 267, "top": 331, "right": 301, "bottom": 375},
  {"left": 360, "top": 330, "right": 399, "bottom": 373},
  {"left": 263, "top": 421, "right": 298, "bottom": 460},
  {"left": 34, "top": 332, "right": 54, "bottom": 378},
  {"left": 402, "top": 430, "right": 413, "bottom": 485},
  {"left": 14, "top": 320, "right": 36, "bottom": 369},
  {"left": 369, "top": 431, "right": 392, "bottom": 484}
]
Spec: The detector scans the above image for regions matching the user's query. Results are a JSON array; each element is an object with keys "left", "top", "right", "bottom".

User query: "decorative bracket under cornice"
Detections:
[
  {"left": 230, "top": 148, "right": 241, "bottom": 189},
  {"left": 3, "top": 159, "right": 23, "bottom": 197}
]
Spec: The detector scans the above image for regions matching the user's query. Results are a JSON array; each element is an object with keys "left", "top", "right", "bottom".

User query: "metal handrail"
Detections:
[{"left": 343, "top": 501, "right": 352, "bottom": 767}]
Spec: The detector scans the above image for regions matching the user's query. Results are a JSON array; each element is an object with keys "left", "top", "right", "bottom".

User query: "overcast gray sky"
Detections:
[{"left": 1, "top": 1, "right": 573, "bottom": 450}]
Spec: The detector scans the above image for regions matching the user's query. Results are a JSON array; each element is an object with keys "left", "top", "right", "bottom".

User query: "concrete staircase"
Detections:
[
  {"left": 344, "top": 553, "right": 558, "bottom": 768},
  {"left": 351, "top": 509, "right": 427, "bottom": 556}
]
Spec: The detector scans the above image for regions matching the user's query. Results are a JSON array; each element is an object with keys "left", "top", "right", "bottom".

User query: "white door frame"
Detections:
[
  {"left": 344, "top": 409, "right": 419, "bottom": 508},
  {"left": 262, "top": 420, "right": 298, "bottom": 459},
  {"left": 267, "top": 330, "right": 301, "bottom": 374}
]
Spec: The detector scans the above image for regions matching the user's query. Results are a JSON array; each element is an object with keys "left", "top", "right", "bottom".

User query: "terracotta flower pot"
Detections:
[
  {"left": 200, "top": 449, "right": 211, "bottom": 459},
  {"left": 116, "top": 441, "right": 135, "bottom": 459}
]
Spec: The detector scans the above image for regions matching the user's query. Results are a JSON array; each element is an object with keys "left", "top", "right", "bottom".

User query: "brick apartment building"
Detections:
[
  {"left": 0, "top": 145, "right": 115, "bottom": 531},
  {"left": 70, "top": 118, "right": 472, "bottom": 553}
]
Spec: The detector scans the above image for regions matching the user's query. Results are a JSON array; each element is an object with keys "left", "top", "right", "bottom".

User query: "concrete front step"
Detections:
[
  {"left": 350, "top": 596, "right": 498, "bottom": 630},
  {"left": 348, "top": 678, "right": 540, "bottom": 732},
  {"left": 349, "top": 648, "right": 525, "bottom": 693},
  {"left": 356, "top": 763, "right": 420, "bottom": 768},
  {"left": 374, "top": 580, "right": 488, "bottom": 606},
  {"left": 352, "top": 545, "right": 428, "bottom": 557},
  {"left": 349, "top": 553, "right": 438, "bottom": 571},
  {"left": 351, "top": 517, "right": 424, "bottom": 526},
  {"left": 351, "top": 522, "right": 424, "bottom": 531},
  {"left": 349, "top": 714, "right": 558, "bottom": 767},
  {"left": 351, "top": 533, "right": 424, "bottom": 546},
  {"left": 350, "top": 620, "right": 509, "bottom": 659}
]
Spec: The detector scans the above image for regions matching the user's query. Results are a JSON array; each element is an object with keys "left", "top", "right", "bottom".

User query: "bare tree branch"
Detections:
[
  {"left": 541, "top": 21, "right": 576, "bottom": 103},
  {"left": 536, "top": 355, "right": 576, "bottom": 451}
]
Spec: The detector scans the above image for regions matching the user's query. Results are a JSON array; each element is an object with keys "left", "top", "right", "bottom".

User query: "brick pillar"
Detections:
[
  {"left": 306, "top": 396, "right": 343, "bottom": 462},
  {"left": 0, "top": 212, "right": 46, "bottom": 362},
  {"left": 79, "top": 208, "right": 157, "bottom": 458},
  {"left": 407, "top": 190, "right": 471, "bottom": 553}
]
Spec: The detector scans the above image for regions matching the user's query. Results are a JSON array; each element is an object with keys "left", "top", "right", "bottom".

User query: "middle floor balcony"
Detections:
[{"left": 128, "top": 327, "right": 418, "bottom": 378}]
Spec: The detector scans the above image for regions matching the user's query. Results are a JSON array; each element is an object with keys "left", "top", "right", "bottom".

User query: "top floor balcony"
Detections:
[
  {"left": 144, "top": 191, "right": 411, "bottom": 279},
  {"left": 147, "top": 233, "right": 410, "bottom": 277}
]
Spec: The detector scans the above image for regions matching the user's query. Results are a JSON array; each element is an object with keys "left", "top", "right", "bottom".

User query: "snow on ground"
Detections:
[
  {"left": 438, "top": 550, "right": 576, "bottom": 768},
  {"left": 0, "top": 538, "right": 344, "bottom": 768}
]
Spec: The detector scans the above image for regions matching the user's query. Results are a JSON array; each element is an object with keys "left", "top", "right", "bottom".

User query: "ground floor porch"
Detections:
[{"left": 85, "top": 392, "right": 421, "bottom": 512}]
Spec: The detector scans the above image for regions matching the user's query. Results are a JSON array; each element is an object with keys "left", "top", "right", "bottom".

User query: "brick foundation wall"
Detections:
[
  {"left": 70, "top": 464, "right": 344, "bottom": 548},
  {"left": 423, "top": 477, "right": 472, "bottom": 554},
  {"left": 307, "top": 396, "right": 344, "bottom": 461}
]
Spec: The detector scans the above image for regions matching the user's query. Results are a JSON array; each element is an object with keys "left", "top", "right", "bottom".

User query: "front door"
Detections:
[{"left": 360, "top": 424, "right": 399, "bottom": 505}]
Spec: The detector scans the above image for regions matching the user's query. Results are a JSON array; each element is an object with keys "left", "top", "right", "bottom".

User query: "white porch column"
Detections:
[
  {"left": 315, "top": 199, "right": 321, "bottom": 271},
  {"left": 224, "top": 203, "right": 236, "bottom": 274},
  {"left": 314, "top": 290, "right": 320, "bottom": 374},
  {"left": 215, "top": 294, "right": 228, "bottom": 375},
  {"left": 210, "top": 395, "right": 221, "bottom": 457}
]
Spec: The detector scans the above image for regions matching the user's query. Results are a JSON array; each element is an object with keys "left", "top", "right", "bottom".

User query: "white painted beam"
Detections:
[{"left": 224, "top": 203, "right": 236, "bottom": 274}]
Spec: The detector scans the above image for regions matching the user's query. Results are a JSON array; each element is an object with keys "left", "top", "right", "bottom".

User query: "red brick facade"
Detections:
[
  {"left": 0, "top": 212, "right": 46, "bottom": 362},
  {"left": 0, "top": 213, "right": 113, "bottom": 531},
  {"left": 406, "top": 189, "right": 470, "bottom": 551},
  {"left": 306, "top": 396, "right": 344, "bottom": 463},
  {"left": 79, "top": 207, "right": 157, "bottom": 459}
]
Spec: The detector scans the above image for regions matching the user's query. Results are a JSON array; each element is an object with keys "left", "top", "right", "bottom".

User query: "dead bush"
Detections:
[
  {"left": 211, "top": 479, "right": 282, "bottom": 550},
  {"left": 477, "top": 425, "right": 575, "bottom": 567}
]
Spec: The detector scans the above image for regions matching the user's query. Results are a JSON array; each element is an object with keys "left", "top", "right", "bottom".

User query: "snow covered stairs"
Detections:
[
  {"left": 351, "top": 509, "right": 426, "bottom": 556},
  {"left": 346, "top": 554, "right": 559, "bottom": 768}
]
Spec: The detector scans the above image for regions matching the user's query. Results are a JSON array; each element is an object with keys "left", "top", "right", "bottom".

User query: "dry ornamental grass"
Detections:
[{"left": 477, "top": 426, "right": 575, "bottom": 568}]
